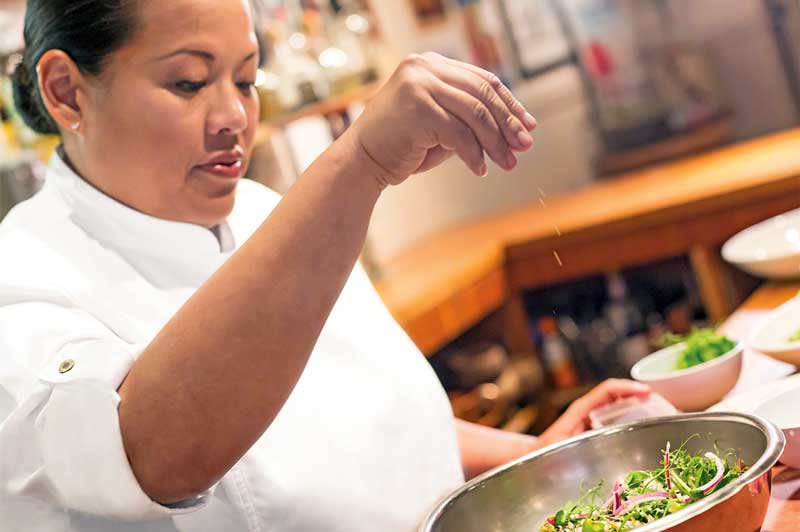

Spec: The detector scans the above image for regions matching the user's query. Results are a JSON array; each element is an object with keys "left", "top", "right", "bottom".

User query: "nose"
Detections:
[{"left": 206, "top": 82, "right": 248, "bottom": 136}]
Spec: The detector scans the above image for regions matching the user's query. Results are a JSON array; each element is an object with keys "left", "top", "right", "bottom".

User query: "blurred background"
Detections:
[{"left": 2, "top": 0, "right": 800, "bottom": 434}]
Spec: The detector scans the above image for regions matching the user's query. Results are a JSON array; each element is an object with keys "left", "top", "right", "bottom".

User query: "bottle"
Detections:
[
  {"left": 301, "top": 0, "right": 360, "bottom": 96},
  {"left": 539, "top": 317, "right": 579, "bottom": 389},
  {"left": 271, "top": 7, "right": 331, "bottom": 107},
  {"left": 605, "top": 272, "right": 649, "bottom": 371},
  {"left": 605, "top": 272, "right": 640, "bottom": 337},
  {"left": 327, "top": 0, "right": 379, "bottom": 84}
]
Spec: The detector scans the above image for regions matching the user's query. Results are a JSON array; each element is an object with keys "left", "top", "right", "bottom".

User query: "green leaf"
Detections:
[
  {"left": 582, "top": 520, "right": 605, "bottom": 532},
  {"left": 624, "top": 470, "right": 649, "bottom": 489}
]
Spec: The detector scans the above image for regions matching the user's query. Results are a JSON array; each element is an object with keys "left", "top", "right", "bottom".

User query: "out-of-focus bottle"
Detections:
[
  {"left": 265, "top": 7, "right": 331, "bottom": 108},
  {"left": 605, "top": 272, "right": 650, "bottom": 370},
  {"left": 328, "top": 0, "right": 379, "bottom": 84},
  {"left": 539, "top": 317, "right": 579, "bottom": 389},
  {"left": 300, "top": 1, "right": 360, "bottom": 96}
]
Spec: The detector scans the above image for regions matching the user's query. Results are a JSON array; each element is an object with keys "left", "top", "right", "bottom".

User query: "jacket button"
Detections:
[{"left": 59, "top": 359, "right": 75, "bottom": 374}]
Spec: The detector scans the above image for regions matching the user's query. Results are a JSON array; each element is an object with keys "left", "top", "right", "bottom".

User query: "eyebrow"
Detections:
[{"left": 155, "top": 49, "right": 258, "bottom": 64}]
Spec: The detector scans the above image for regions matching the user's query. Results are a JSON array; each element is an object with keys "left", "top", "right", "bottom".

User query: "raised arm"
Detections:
[{"left": 118, "top": 53, "right": 537, "bottom": 504}]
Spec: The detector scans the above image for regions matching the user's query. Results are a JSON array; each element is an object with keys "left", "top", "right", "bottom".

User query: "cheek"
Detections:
[
  {"left": 242, "top": 95, "right": 259, "bottom": 154},
  {"left": 93, "top": 87, "right": 203, "bottom": 183}
]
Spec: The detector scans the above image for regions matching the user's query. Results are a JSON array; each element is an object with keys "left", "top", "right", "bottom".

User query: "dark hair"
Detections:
[{"left": 11, "top": 0, "right": 138, "bottom": 135}]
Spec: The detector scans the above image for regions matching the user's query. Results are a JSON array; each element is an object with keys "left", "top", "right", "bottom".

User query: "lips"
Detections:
[{"left": 195, "top": 151, "right": 245, "bottom": 179}]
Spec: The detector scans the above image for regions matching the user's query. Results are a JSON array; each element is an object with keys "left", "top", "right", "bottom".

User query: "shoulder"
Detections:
[{"left": 0, "top": 187, "right": 80, "bottom": 296}]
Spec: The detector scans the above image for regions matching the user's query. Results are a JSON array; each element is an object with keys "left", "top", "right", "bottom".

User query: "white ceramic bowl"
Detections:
[
  {"left": 722, "top": 208, "right": 800, "bottom": 280},
  {"left": 748, "top": 296, "right": 800, "bottom": 366},
  {"left": 631, "top": 342, "right": 743, "bottom": 412},
  {"left": 754, "top": 386, "right": 800, "bottom": 468}
]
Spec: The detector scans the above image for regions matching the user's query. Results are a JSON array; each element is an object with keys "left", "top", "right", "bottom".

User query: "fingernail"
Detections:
[
  {"left": 517, "top": 129, "right": 533, "bottom": 148},
  {"left": 478, "top": 161, "right": 488, "bottom": 177},
  {"left": 523, "top": 112, "right": 537, "bottom": 130}
]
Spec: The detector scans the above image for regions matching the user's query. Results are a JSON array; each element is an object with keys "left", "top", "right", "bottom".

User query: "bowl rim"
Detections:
[
  {"left": 747, "top": 295, "right": 800, "bottom": 354},
  {"left": 753, "top": 386, "right": 800, "bottom": 430},
  {"left": 630, "top": 341, "right": 743, "bottom": 383},
  {"left": 419, "top": 412, "right": 785, "bottom": 532},
  {"left": 721, "top": 208, "right": 800, "bottom": 264}
]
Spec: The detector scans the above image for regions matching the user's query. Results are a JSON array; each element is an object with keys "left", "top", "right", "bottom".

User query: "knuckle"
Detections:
[
  {"left": 478, "top": 80, "right": 496, "bottom": 103},
  {"left": 472, "top": 101, "right": 494, "bottom": 129},
  {"left": 571, "top": 396, "right": 587, "bottom": 412},
  {"left": 421, "top": 51, "right": 440, "bottom": 62},
  {"left": 510, "top": 98, "right": 526, "bottom": 115},
  {"left": 397, "top": 69, "right": 427, "bottom": 94},
  {"left": 400, "top": 53, "right": 424, "bottom": 72},
  {"left": 486, "top": 72, "right": 503, "bottom": 89},
  {"left": 505, "top": 114, "right": 521, "bottom": 132}
]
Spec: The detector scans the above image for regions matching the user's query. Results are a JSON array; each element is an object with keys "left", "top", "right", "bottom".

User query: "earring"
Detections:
[{"left": 70, "top": 121, "right": 79, "bottom": 131}]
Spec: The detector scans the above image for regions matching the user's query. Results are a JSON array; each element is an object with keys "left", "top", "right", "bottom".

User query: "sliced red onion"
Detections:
[
  {"left": 612, "top": 491, "right": 669, "bottom": 516},
  {"left": 664, "top": 441, "right": 672, "bottom": 490},
  {"left": 698, "top": 452, "right": 725, "bottom": 494},
  {"left": 612, "top": 481, "right": 622, "bottom": 512}
]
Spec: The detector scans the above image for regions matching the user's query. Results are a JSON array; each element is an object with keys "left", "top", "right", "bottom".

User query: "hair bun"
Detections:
[{"left": 11, "top": 56, "right": 59, "bottom": 135}]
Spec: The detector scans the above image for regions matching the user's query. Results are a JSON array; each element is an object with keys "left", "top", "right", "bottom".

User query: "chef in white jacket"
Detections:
[{"left": 0, "top": 1, "right": 650, "bottom": 531}]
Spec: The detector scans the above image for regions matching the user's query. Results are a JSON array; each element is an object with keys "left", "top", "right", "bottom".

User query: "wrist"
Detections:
[{"left": 339, "top": 127, "right": 400, "bottom": 192}]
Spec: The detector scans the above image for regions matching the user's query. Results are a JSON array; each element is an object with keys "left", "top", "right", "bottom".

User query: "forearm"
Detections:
[
  {"left": 455, "top": 419, "right": 541, "bottom": 480},
  {"left": 118, "top": 130, "right": 385, "bottom": 503}
]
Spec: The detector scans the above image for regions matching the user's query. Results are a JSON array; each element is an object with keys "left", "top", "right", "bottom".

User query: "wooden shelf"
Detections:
[
  {"left": 255, "top": 81, "right": 382, "bottom": 145},
  {"left": 598, "top": 115, "right": 734, "bottom": 175}
]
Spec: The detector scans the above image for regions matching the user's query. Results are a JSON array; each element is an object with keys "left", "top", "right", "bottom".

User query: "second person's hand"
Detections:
[
  {"left": 349, "top": 52, "right": 537, "bottom": 189},
  {"left": 537, "top": 379, "right": 652, "bottom": 448}
]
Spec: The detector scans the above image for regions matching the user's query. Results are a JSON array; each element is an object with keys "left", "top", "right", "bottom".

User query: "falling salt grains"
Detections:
[
  {"left": 553, "top": 224, "right": 562, "bottom": 236},
  {"left": 553, "top": 250, "right": 563, "bottom": 267},
  {"left": 537, "top": 187, "right": 548, "bottom": 198},
  {"left": 539, "top": 198, "right": 547, "bottom": 208}
]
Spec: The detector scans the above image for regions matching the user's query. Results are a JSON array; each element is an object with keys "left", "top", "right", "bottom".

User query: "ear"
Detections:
[{"left": 36, "top": 49, "right": 88, "bottom": 133}]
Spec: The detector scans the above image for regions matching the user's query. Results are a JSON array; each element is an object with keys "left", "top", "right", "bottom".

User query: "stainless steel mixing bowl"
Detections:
[{"left": 421, "top": 413, "right": 785, "bottom": 532}]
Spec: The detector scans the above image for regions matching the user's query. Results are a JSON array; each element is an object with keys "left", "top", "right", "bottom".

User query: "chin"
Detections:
[{"left": 188, "top": 189, "right": 238, "bottom": 228}]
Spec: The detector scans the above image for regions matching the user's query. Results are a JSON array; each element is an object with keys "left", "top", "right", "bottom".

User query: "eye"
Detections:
[
  {"left": 237, "top": 81, "right": 256, "bottom": 93},
  {"left": 174, "top": 80, "right": 207, "bottom": 94}
]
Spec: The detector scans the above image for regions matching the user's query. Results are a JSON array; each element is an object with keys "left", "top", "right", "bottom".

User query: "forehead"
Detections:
[{"left": 125, "top": 0, "right": 256, "bottom": 58}]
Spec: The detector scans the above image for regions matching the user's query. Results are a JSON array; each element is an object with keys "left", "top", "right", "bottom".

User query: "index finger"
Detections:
[{"left": 579, "top": 379, "right": 651, "bottom": 411}]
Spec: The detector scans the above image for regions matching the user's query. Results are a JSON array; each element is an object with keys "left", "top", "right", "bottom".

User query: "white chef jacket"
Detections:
[{"left": 0, "top": 151, "right": 463, "bottom": 532}]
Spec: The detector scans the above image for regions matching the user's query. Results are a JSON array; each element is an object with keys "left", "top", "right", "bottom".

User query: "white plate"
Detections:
[
  {"left": 709, "top": 373, "right": 800, "bottom": 413},
  {"left": 753, "top": 386, "right": 800, "bottom": 468},
  {"left": 722, "top": 208, "right": 800, "bottom": 280},
  {"left": 748, "top": 296, "right": 800, "bottom": 366}
]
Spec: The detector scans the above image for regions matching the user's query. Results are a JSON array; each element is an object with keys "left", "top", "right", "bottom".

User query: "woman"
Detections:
[{"left": 0, "top": 1, "right": 650, "bottom": 531}]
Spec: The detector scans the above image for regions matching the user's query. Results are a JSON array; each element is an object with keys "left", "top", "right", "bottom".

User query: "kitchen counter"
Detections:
[{"left": 375, "top": 128, "right": 800, "bottom": 356}]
